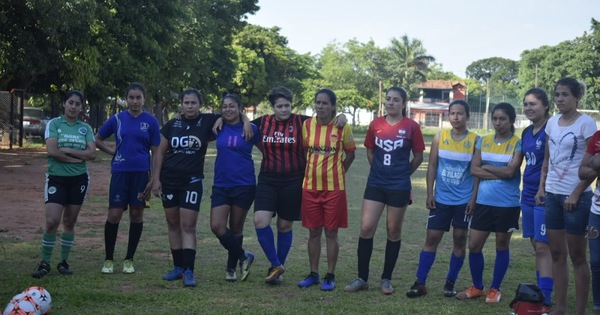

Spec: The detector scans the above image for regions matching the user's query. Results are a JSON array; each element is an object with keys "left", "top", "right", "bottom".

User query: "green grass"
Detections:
[{"left": 0, "top": 131, "right": 588, "bottom": 314}]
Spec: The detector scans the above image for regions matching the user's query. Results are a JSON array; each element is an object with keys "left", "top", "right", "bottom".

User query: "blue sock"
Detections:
[
  {"left": 469, "top": 252, "right": 485, "bottom": 290},
  {"left": 256, "top": 226, "right": 280, "bottom": 267},
  {"left": 446, "top": 252, "right": 465, "bottom": 282},
  {"left": 490, "top": 249, "right": 510, "bottom": 290},
  {"left": 538, "top": 277, "right": 553, "bottom": 306},
  {"left": 277, "top": 230, "right": 293, "bottom": 265},
  {"left": 416, "top": 251, "right": 436, "bottom": 284}
]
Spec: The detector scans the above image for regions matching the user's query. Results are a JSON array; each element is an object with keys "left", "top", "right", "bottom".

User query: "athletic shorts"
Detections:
[
  {"left": 521, "top": 203, "right": 548, "bottom": 243},
  {"left": 45, "top": 173, "right": 90, "bottom": 206},
  {"left": 109, "top": 171, "right": 149, "bottom": 209},
  {"left": 544, "top": 191, "right": 592, "bottom": 235},
  {"left": 211, "top": 185, "right": 255, "bottom": 210},
  {"left": 161, "top": 179, "right": 203, "bottom": 212},
  {"left": 254, "top": 174, "right": 302, "bottom": 221},
  {"left": 301, "top": 189, "right": 348, "bottom": 230},
  {"left": 470, "top": 204, "right": 520, "bottom": 233},
  {"left": 363, "top": 185, "right": 410, "bottom": 208},
  {"left": 427, "top": 202, "right": 471, "bottom": 231}
]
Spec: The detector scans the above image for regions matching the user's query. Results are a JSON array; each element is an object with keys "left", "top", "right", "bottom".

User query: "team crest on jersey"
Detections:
[
  {"left": 536, "top": 138, "right": 543, "bottom": 150},
  {"left": 443, "top": 139, "right": 450, "bottom": 145},
  {"left": 140, "top": 122, "right": 150, "bottom": 132},
  {"left": 464, "top": 140, "right": 472, "bottom": 149},
  {"left": 289, "top": 125, "right": 294, "bottom": 133},
  {"left": 173, "top": 120, "right": 183, "bottom": 128},
  {"left": 57, "top": 128, "right": 62, "bottom": 133},
  {"left": 330, "top": 134, "right": 338, "bottom": 142},
  {"left": 78, "top": 127, "right": 88, "bottom": 135},
  {"left": 398, "top": 129, "right": 406, "bottom": 136},
  {"left": 484, "top": 143, "right": 491, "bottom": 148},
  {"left": 506, "top": 144, "right": 514, "bottom": 152}
]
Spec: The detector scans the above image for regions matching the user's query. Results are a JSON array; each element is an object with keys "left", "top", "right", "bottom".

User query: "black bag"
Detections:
[{"left": 509, "top": 283, "right": 546, "bottom": 315}]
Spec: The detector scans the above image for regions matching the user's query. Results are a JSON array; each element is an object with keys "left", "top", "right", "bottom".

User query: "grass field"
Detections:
[{"left": 0, "top": 129, "right": 589, "bottom": 314}]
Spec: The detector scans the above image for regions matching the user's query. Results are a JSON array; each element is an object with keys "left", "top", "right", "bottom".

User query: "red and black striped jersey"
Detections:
[{"left": 254, "top": 114, "right": 306, "bottom": 177}]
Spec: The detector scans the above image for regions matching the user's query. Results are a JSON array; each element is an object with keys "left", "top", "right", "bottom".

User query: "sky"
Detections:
[{"left": 246, "top": 0, "right": 598, "bottom": 77}]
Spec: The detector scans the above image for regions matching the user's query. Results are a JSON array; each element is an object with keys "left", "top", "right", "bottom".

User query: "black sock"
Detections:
[
  {"left": 357, "top": 237, "right": 373, "bottom": 282},
  {"left": 218, "top": 229, "right": 244, "bottom": 270},
  {"left": 171, "top": 249, "right": 183, "bottom": 268},
  {"left": 182, "top": 249, "right": 196, "bottom": 271},
  {"left": 381, "top": 239, "right": 401, "bottom": 280},
  {"left": 104, "top": 221, "right": 119, "bottom": 261},
  {"left": 125, "top": 222, "right": 143, "bottom": 260}
]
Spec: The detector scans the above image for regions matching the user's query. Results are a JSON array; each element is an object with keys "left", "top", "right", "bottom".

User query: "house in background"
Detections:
[{"left": 408, "top": 80, "right": 467, "bottom": 128}]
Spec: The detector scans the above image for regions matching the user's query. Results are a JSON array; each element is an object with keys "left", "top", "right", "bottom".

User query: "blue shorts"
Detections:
[
  {"left": 161, "top": 179, "right": 203, "bottom": 212},
  {"left": 426, "top": 202, "right": 471, "bottom": 231},
  {"left": 45, "top": 173, "right": 90, "bottom": 206},
  {"left": 211, "top": 185, "right": 255, "bottom": 210},
  {"left": 521, "top": 204, "right": 548, "bottom": 243},
  {"left": 544, "top": 191, "right": 592, "bottom": 235},
  {"left": 363, "top": 186, "right": 410, "bottom": 208},
  {"left": 109, "top": 172, "right": 148, "bottom": 209},
  {"left": 470, "top": 204, "right": 520, "bottom": 233}
]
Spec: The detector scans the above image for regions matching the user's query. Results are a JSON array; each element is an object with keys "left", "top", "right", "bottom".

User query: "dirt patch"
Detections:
[{"left": 0, "top": 147, "right": 111, "bottom": 244}]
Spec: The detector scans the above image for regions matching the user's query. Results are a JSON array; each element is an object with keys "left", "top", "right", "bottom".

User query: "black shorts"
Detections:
[
  {"left": 470, "top": 204, "right": 520, "bottom": 233},
  {"left": 45, "top": 173, "right": 90, "bottom": 206},
  {"left": 211, "top": 185, "right": 255, "bottom": 210},
  {"left": 363, "top": 185, "right": 410, "bottom": 208},
  {"left": 254, "top": 174, "right": 302, "bottom": 221},
  {"left": 161, "top": 179, "right": 203, "bottom": 212}
]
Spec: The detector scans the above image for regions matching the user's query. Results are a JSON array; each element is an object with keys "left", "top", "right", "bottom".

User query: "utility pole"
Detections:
[
  {"left": 535, "top": 64, "right": 539, "bottom": 87},
  {"left": 483, "top": 75, "right": 491, "bottom": 130},
  {"left": 378, "top": 80, "right": 383, "bottom": 117}
]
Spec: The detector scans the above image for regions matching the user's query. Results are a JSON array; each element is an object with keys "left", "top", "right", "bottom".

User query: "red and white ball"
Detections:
[
  {"left": 22, "top": 287, "right": 51, "bottom": 315},
  {"left": 3, "top": 293, "right": 41, "bottom": 315}
]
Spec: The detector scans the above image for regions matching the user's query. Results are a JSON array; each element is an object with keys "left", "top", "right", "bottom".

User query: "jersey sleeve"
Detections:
[
  {"left": 150, "top": 117, "right": 161, "bottom": 146},
  {"left": 587, "top": 131, "right": 600, "bottom": 154},
  {"left": 84, "top": 123, "right": 95, "bottom": 143},
  {"left": 302, "top": 120, "right": 309, "bottom": 149},
  {"left": 475, "top": 136, "right": 483, "bottom": 150},
  {"left": 252, "top": 123, "right": 261, "bottom": 144},
  {"left": 583, "top": 115, "right": 598, "bottom": 140},
  {"left": 364, "top": 120, "right": 375, "bottom": 149},
  {"left": 97, "top": 114, "right": 116, "bottom": 139},
  {"left": 46, "top": 118, "right": 59, "bottom": 140},
  {"left": 342, "top": 124, "right": 356, "bottom": 152},
  {"left": 411, "top": 123, "right": 426, "bottom": 152},
  {"left": 515, "top": 139, "right": 522, "bottom": 152}
]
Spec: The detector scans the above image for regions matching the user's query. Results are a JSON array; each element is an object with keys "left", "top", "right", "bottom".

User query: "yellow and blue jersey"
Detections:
[{"left": 435, "top": 129, "right": 478, "bottom": 205}]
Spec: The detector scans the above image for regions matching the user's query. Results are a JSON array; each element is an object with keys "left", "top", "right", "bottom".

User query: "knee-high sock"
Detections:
[
  {"left": 171, "top": 249, "right": 183, "bottom": 268},
  {"left": 41, "top": 232, "right": 56, "bottom": 263},
  {"left": 469, "top": 252, "right": 485, "bottom": 290},
  {"left": 277, "top": 230, "right": 293, "bottom": 265},
  {"left": 104, "top": 221, "right": 119, "bottom": 261},
  {"left": 416, "top": 250, "right": 436, "bottom": 284},
  {"left": 357, "top": 237, "right": 373, "bottom": 281},
  {"left": 381, "top": 239, "right": 401, "bottom": 280},
  {"left": 125, "top": 222, "right": 143, "bottom": 260},
  {"left": 446, "top": 252, "right": 465, "bottom": 283},
  {"left": 218, "top": 229, "right": 244, "bottom": 270},
  {"left": 60, "top": 232, "right": 75, "bottom": 262},
  {"left": 256, "top": 226, "right": 280, "bottom": 267},
  {"left": 183, "top": 249, "right": 196, "bottom": 271},
  {"left": 538, "top": 276, "right": 553, "bottom": 306},
  {"left": 490, "top": 249, "right": 509, "bottom": 290}
]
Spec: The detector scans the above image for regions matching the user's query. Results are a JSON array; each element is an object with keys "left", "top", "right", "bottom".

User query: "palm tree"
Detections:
[{"left": 386, "top": 35, "right": 435, "bottom": 97}]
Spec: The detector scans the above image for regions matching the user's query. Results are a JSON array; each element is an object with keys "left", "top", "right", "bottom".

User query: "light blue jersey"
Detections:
[{"left": 435, "top": 129, "right": 478, "bottom": 205}]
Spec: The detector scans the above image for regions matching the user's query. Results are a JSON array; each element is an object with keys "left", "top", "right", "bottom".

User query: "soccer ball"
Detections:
[
  {"left": 2, "top": 294, "right": 41, "bottom": 315},
  {"left": 22, "top": 287, "right": 51, "bottom": 315}
]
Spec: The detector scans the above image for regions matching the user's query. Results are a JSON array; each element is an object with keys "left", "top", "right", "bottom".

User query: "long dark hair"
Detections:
[
  {"left": 492, "top": 102, "right": 516, "bottom": 133},
  {"left": 387, "top": 86, "right": 408, "bottom": 116}
]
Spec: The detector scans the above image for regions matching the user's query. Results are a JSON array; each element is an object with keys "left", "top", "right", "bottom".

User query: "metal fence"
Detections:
[{"left": 0, "top": 90, "right": 25, "bottom": 148}]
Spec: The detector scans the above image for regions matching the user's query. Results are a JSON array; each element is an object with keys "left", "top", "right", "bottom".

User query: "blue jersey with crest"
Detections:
[
  {"left": 521, "top": 124, "right": 546, "bottom": 206},
  {"left": 435, "top": 129, "right": 478, "bottom": 205}
]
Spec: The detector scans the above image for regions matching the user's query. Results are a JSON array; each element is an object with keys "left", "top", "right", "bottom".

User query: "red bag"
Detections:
[{"left": 511, "top": 301, "right": 544, "bottom": 315}]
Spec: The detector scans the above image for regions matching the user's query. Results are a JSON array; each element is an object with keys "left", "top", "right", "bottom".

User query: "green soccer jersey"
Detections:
[{"left": 46, "top": 116, "right": 95, "bottom": 176}]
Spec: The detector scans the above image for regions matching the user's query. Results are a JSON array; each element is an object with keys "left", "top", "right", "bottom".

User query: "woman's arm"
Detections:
[
  {"left": 470, "top": 148, "right": 498, "bottom": 179},
  {"left": 425, "top": 132, "right": 440, "bottom": 210},
  {"left": 151, "top": 136, "right": 169, "bottom": 197},
  {"left": 481, "top": 150, "right": 524, "bottom": 179},
  {"left": 46, "top": 138, "right": 85, "bottom": 163},
  {"left": 94, "top": 134, "right": 116, "bottom": 156},
  {"left": 410, "top": 151, "right": 424, "bottom": 175},
  {"left": 59, "top": 141, "right": 97, "bottom": 161},
  {"left": 343, "top": 151, "right": 355, "bottom": 173}
]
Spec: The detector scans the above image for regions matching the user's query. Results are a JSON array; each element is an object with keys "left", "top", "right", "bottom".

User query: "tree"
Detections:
[{"left": 385, "top": 35, "right": 435, "bottom": 99}]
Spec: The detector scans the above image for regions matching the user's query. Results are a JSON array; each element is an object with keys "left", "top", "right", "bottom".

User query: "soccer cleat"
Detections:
[
  {"left": 240, "top": 252, "right": 254, "bottom": 281},
  {"left": 162, "top": 266, "right": 184, "bottom": 281},
  {"left": 485, "top": 288, "right": 501, "bottom": 303},
  {"left": 57, "top": 260, "right": 73, "bottom": 275},
  {"left": 226, "top": 269, "right": 237, "bottom": 282},
  {"left": 381, "top": 279, "right": 394, "bottom": 295},
  {"left": 265, "top": 265, "right": 285, "bottom": 284},
  {"left": 297, "top": 272, "right": 320, "bottom": 288},
  {"left": 122, "top": 259, "right": 135, "bottom": 274},
  {"left": 182, "top": 269, "right": 197, "bottom": 287},
  {"left": 344, "top": 278, "right": 369, "bottom": 292},
  {"left": 320, "top": 274, "right": 336, "bottom": 291},
  {"left": 406, "top": 281, "right": 427, "bottom": 298},
  {"left": 455, "top": 284, "right": 486, "bottom": 300},
  {"left": 101, "top": 260, "right": 114, "bottom": 274},
  {"left": 443, "top": 280, "right": 457, "bottom": 297},
  {"left": 32, "top": 260, "right": 51, "bottom": 278}
]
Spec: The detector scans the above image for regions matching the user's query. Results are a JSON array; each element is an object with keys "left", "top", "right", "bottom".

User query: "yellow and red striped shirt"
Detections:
[{"left": 302, "top": 118, "right": 356, "bottom": 191}]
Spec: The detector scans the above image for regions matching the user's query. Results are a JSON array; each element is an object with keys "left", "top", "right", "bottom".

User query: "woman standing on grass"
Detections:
[
  {"left": 210, "top": 93, "right": 261, "bottom": 282},
  {"left": 404, "top": 100, "right": 476, "bottom": 298},
  {"left": 535, "top": 78, "right": 595, "bottom": 315},
  {"left": 95, "top": 82, "right": 161, "bottom": 275},
  {"left": 297, "top": 88, "right": 355, "bottom": 291},
  {"left": 344, "top": 86, "right": 424, "bottom": 295},
  {"left": 151, "top": 89, "right": 219, "bottom": 287},
  {"left": 520, "top": 88, "right": 553, "bottom": 311},
  {"left": 32, "top": 90, "right": 96, "bottom": 278},
  {"left": 456, "top": 102, "right": 523, "bottom": 304}
]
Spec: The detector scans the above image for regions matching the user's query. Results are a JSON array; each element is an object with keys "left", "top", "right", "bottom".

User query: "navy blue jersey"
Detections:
[{"left": 521, "top": 124, "right": 546, "bottom": 206}]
